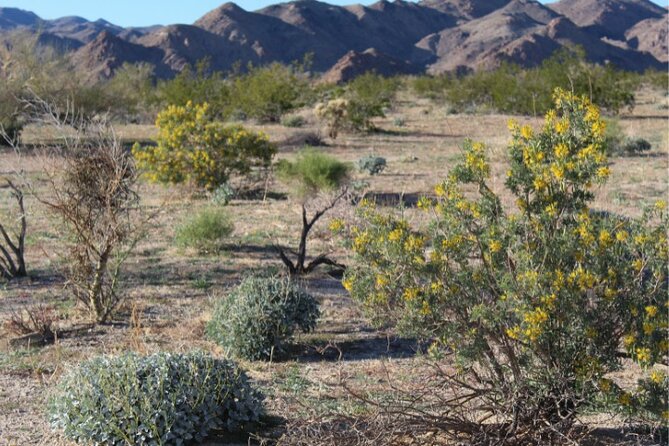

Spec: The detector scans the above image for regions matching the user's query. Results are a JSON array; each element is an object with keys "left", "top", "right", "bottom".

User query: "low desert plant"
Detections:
[
  {"left": 49, "top": 352, "right": 263, "bottom": 445},
  {"left": 206, "top": 275, "right": 320, "bottom": 360},
  {"left": 133, "top": 102, "right": 276, "bottom": 191},
  {"left": 281, "top": 115, "right": 306, "bottom": 128},
  {"left": 357, "top": 155, "right": 387, "bottom": 175},
  {"left": 620, "top": 137, "right": 652, "bottom": 156},
  {"left": 0, "top": 179, "right": 27, "bottom": 280},
  {"left": 5, "top": 303, "right": 57, "bottom": 339},
  {"left": 211, "top": 183, "right": 236, "bottom": 206},
  {"left": 175, "top": 207, "right": 234, "bottom": 253},
  {"left": 339, "top": 89, "right": 668, "bottom": 442}
]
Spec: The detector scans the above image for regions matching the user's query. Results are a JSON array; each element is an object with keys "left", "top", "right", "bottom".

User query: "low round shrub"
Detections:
[
  {"left": 211, "top": 183, "right": 236, "bottom": 206},
  {"left": 621, "top": 137, "right": 651, "bottom": 156},
  {"left": 49, "top": 352, "right": 263, "bottom": 445},
  {"left": 175, "top": 207, "right": 234, "bottom": 253},
  {"left": 281, "top": 115, "right": 306, "bottom": 128},
  {"left": 357, "top": 155, "right": 387, "bottom": 175},
  {"left": 207, "top": 276, "right": 320, "bottom": 360}
]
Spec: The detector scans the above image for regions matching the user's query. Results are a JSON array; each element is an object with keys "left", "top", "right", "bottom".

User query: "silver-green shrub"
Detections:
[
  {"left": 206, "top": 276, "right": 320, "bottom": 360},
  {"left": 49, "top": 352, "right": 263, "bottom": 445},
  {"left": 357, "top": 155, "right": 387, "bottom": 175}
]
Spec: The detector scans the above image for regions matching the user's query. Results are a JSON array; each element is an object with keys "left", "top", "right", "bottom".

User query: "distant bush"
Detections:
[
  {"left": 357, "top": 155, "right": 387, "bottom": 175},
  {"left": 393, "top": 116, "right": 406, "bottom": 127},
  {"left": 277, "top": 149, "right": 351, "bottom": 198},
  {"left": 133, "top": 102, "right": 276, "bottom": 190},
  {"left": 621, "top": 137, "right": 652, "bottom": 156},
  {"left": 230, "top": 63, "right": 307, "bottom": 123},
  {"left": 281, "top": 115, "right": 306, "bottom": 128},
  {"left": 211, "top": 183, "right": 236, "bottom": 206},
  {"left": 154, "top": 60, "right": 229, "bottom": 118},
  {"left": 345, "top": 73, "right": 399, "bottom": 131},
  {"left": 207, "top": 276, "right": 320, "bottom": 360},
  {"left": 315, "top": 98, "right": 349, "bottom": 139},
  {"left": 413, "top": 47, "right": 638, "bottom": 115},
  {"left": 175, "top": 207, "right": 234, "bottom": 253},
  {"left": 49, "top": 352, "right": 263, "bottom": 445}
]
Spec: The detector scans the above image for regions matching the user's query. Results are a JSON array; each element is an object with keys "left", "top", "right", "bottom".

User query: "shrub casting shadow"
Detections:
[{"left": 284, "top": 335, "right": 421, "bottom": 363}]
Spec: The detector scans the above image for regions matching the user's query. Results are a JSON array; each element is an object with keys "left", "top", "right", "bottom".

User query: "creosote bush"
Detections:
[
  {"left": 49, "top": 352, "right": 263, "bottom": 445},
  {"left": 175, "top": 207, "right": 234, "bottom": 253},
  {"left": 206, "top": 276, "right": 320, "bottom": 360},
  {"left": 132, "top": 101, "right": 276, "bottom": 191},
  {"left": 338, "top": 89, "right": 668, "bottom": 442}
]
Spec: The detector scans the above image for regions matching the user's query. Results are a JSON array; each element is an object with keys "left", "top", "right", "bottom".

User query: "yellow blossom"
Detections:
[
  {"left": 489, "top": 240, "right": 502, "bottom": 253},
  {"left": 615, "top": 231, "right": 628, "bottom": 242},
  {"left": 554, "top": 143, "right": 569, "bottom": 158},
  {"left": 520, "top": 125, "right": 533, "bottom": 139},
  {"left": 636, "top": 347, "right": 651, "bottom": 363},
  {"left": 650, "top": 370, "right": 666, "bottom": 384},
  {"left": 596, "top": 166, "right": 610, "bottom": 179},
  {"left": 645, "top": 305, "right": 658, "bottom": 318}
]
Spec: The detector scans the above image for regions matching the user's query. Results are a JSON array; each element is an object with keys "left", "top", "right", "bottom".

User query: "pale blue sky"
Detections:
[{"left": 1, "top": 0, "right": 667, "bottom": 27}]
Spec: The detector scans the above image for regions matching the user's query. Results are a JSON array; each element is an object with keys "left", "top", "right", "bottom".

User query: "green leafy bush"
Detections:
[
  {"left": 277, "top": 149, "right": 351, "bottom": 198},
  {"left": 339, "top": 89, "right": 668, "bottom": 441},
  {"left": 207, "top": 276, "right": 320, "bottom": 360},
  {"left": 49, "top": 352, "right": 263, "bottom": 445},
  {"left": 133, "top": 102, "right": 276, "bottom": 190},
  {"left": 175, "top": 207, "right": 234, "bottom": 253},
  {"left": 345, "top": 73, "right": 398, "bottom": 131},
  {"left": 230, "top": 63, "right": 307, "bottom": 123},
  {"left": 357, "top": 155, "right": 387, "bottom": 175}
]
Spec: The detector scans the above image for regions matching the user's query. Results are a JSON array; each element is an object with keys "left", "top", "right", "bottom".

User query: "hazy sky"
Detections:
[{"left": 1, "top": 0, "right": 667, "bottom": 27}]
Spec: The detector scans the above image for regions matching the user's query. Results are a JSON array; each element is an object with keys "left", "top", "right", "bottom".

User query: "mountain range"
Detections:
[{"left": 0, "top": 0, "right": 666, "bottom": 82}]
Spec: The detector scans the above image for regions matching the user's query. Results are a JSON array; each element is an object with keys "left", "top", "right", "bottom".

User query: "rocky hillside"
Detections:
[{"left": 0, "top": 0, "right": 666, "bottom": 81}]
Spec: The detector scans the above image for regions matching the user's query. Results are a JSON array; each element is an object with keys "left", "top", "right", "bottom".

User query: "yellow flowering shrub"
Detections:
[
  {"left": 338, "top": 89, "right": 669, "bottom": 439},
  {"left": 132, "top": 102, "right": 275, "bottom": 190}
]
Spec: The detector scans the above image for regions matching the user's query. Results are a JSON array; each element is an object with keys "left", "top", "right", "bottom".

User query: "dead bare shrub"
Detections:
[
  {"left": 31, "top": 99, "right": 143, "bottom": 324},
  {"left": 5, "top": 303, "right": 57, "bottom": 339}
]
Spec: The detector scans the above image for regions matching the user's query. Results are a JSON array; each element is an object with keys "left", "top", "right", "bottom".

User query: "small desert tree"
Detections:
[
  {"left": 276, "top": 149, "right": 351, "bottom": 275},
  {"left": 0, "top": 179, "right": 27, "bottom": 280},
  {"left": 36, "top": 102, "right": 142, "bottom": 323},
  {"left": 339, "top": 89, "right": 668, "bottom": 442}
]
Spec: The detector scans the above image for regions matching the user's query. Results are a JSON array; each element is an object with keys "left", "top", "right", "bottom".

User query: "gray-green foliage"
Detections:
[
  {"left": 206, "top": 276, "right": 320, "bottom": 360},
  {"left": 49, "top": 352, "right": 263, "bottom": 445},
  {"left": 211, "top": 183, "right": 236, "bottom": 206},
  {"left": 357, "top": 155, "right": 387, "bottom": 175},
  {"left": 175, "top": 207, "right": 234, "bottom": 253}
]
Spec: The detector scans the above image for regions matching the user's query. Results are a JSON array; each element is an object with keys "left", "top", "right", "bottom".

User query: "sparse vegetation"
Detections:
[
  {"left": 0, "top": 27, "right": 667, "bottom": 445},
  {"left": 206, "top": 276, "right": 320, "bottom": 360},
  {"left": 49, "top": 352, "right": 263, "bottom": 445},
  {"left": 174, "top": 207, "right": 234, "bottom": 253}
]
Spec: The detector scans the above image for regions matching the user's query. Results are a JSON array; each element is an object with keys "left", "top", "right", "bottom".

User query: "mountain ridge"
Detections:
[{"left": 0, "top": 1, "right": 666, "bottom": 81}]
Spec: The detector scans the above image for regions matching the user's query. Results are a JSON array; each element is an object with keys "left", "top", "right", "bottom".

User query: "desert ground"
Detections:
[{"left": 0, "top": 88, "right": 667, "bottom": 445}]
